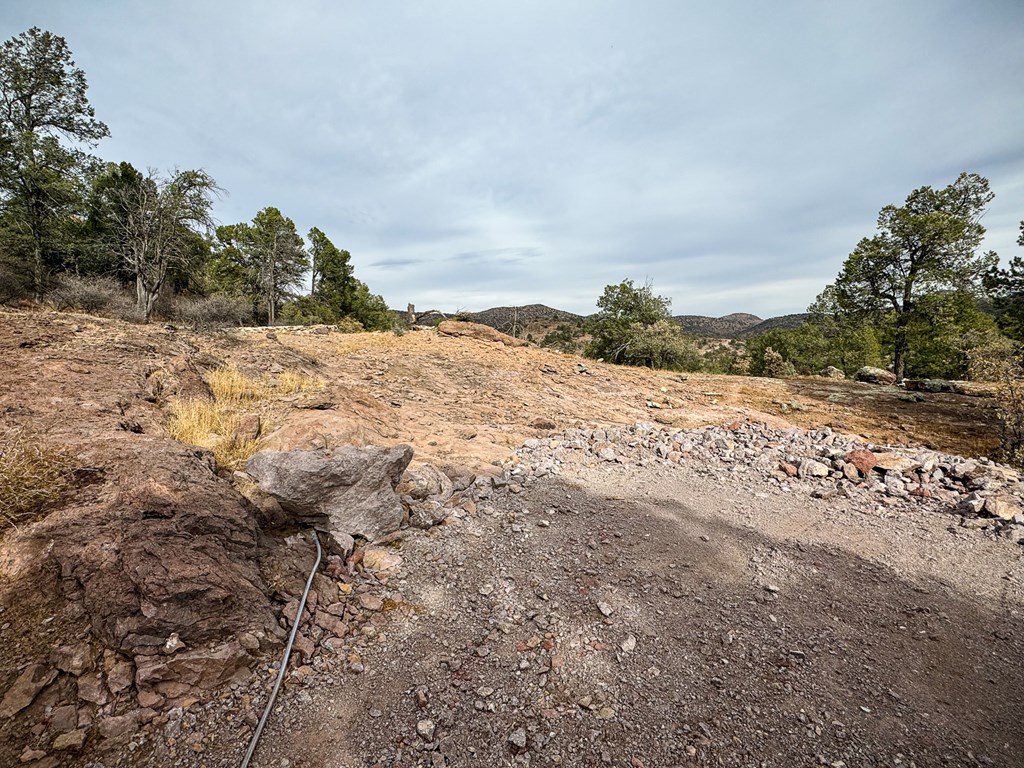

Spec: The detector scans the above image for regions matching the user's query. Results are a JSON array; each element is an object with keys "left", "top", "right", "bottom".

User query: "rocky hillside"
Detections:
[
  {"left": 737, "top": 312, "right": 811, "bottom": 337},
  {"left": 672, "top": 312, "right": 762, "bottom": 337}
]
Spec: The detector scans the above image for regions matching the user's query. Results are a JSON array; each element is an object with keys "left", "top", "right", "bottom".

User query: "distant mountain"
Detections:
[
  {"left": 673, "top": 313, "right": 762, "bottom": 338},
  {"left": 470, "top": 304, "right": 583, "bottom": 330},
  {"left": 402, "top": 303, "right": 810, "bottom": 340},
  {"left": 737, "top": 313, "right": 811, "bottom": 338}
]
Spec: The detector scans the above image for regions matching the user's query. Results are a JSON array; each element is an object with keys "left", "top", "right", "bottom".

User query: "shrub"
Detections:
[
  {"left": 0, "top": 429, "right": 73, "bottom": 528},
  {"left": 48, "top": 275, "right": 131, "bottom": 315},
  {"left": 335, "top": 316, "right": 364, "bottom": 334},
  {"left": 176, "top": 294, "right": 250, "bottom": 330},
  {"left": 762, "top": 347, "right": 797, "bottom": 378},
  {"left": 0, "top": 264, "right": 32, "bottom": 305},
  {"left": 963, "top": 331, "right": 1024, "bottom": 466}
]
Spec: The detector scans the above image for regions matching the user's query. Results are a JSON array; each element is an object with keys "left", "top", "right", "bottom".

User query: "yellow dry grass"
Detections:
[
  {"left": 0, "top": 429, "right": 73, "bottom": 528},
  {"left": 167, "top": 365, "right": 322, "bottom": 469}
]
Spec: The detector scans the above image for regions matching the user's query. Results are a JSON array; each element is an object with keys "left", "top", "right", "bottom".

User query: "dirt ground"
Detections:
[
  {"left": 237, "top": 458, "right": 1024, "bottom": 768},
  {"left": 0, "top": 310, "right": 1017, "bottom": 768}
]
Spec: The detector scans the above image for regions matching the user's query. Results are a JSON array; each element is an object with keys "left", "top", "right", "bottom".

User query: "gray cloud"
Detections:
[{"left": 4, "top": 0, "right": 1023, "bottom": 317}]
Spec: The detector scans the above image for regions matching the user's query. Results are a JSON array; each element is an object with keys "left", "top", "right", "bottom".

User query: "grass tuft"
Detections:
[
  {"left": 168, "top": 365, "right": 322, "bottom": 469},
  {"left": 0, "top": 429, "right": 73, "bottom": 528}
]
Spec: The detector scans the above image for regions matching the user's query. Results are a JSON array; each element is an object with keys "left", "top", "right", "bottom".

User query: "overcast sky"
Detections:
[{"left": 4, "top": 1, "right": 1023, "bottom": 317}]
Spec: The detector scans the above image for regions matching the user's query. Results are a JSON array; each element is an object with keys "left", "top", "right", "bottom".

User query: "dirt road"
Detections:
[{"left": 241, "top": 459, "right": 1024, "bottom": 768}]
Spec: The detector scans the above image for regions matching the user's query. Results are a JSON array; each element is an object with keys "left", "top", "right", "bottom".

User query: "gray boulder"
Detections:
[
  {"left": 854, "top": 366, "right": 897, "bottom": 385},
  {"left": 246, "top": 444, "right": 414, "bottom": 541}
]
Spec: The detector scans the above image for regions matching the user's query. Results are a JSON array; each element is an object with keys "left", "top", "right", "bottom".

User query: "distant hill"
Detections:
[
  {"left": 470, "top": 304, "right": 583, "bottom": 331},
  {"left": 401, "top": 303, "right": 810, "bottom": 340},
  {"left": 737, "top": 313, "right": 811, "bottom": 338},
  {"left": 673, "top": 313, "right": 762, "bottom": 338}
]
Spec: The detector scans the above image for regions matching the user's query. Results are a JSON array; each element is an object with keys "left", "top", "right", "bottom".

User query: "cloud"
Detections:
[{"left": 4, "top": 0, "right": 1023, "bottom": 316}]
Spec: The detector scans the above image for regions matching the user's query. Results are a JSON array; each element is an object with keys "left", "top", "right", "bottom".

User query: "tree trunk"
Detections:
[
  {"left": 33, "top": 240, "right": 44, "bottom": 303},
  {"left": 893, "top": 320, "right": 909, "bottom": 381}
]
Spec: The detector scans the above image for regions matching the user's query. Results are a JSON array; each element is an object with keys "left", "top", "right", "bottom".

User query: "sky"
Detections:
[{"left": 4, "top": 1, "right": 1023, "bottom": 318}]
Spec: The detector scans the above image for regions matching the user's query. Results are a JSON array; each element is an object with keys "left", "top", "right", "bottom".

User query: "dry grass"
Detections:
[
  {"left": 0, "top": 429, "right": 73, "bottom": 528},
  {"left": 167, "top": 365, "right": 322, "bottom": 469}
]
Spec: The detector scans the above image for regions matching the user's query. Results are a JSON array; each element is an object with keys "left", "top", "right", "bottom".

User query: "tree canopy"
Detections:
[
  {"left": 830, "top": 172, "right": 997, "bottom": 380},
  {"left": 0, "top": 27, "right": 108, "bottom": 300}
]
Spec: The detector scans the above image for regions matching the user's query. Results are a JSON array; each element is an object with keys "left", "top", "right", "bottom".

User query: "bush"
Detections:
[
  {"left": 48, "top": 275, "right": 131, "bottom": 315},
  {"left": 0, "top": 429, "right": 73, "bottom": 528},
  {"left": 963, "top": 331, "right": 1024, "bottom": 466},
  {"left": 336, "top": 317, "right": 364, "bottom": 334},
  {"left": 762, "top": 347, "right": 797, "bottom": 378},
  {"left": 175, "top": 294, "right": 250, "bottom": 330},
  {"left": 0, "top": 263, "right": 31, "bottom": 305}
]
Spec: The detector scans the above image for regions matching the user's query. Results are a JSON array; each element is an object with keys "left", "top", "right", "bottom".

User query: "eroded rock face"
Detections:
[
  {"left": 246, "top": 444, "right": 414, "bottom": 541},
  {"left": 40, "top": 437, "right": 277, "bottom": 659}
]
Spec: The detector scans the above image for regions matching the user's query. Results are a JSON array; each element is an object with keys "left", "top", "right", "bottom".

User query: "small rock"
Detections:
[
  {"left": 162, "top": 633, "right": 186, "bottom": 655},
  {"left": 0, "top": 664, "right": 58, "bottom": 719},
  {"left": 416, "top": 719, "right": 436, "bottom": 741},
  {"left": 508, "top": 726, "right": 528, "bottom": 751},
  {"left": 478, "top": 584, "right": 494, "bottom": 596},
  {"left": 596, "top": 602, "right": 614, "bottom": 617},
  {"left": 20, "top": 747, "right": 48, "bottom": 763},
  {"left": 620, "top": 634, "right": 637, "bottom": 653},
  {"left": 52, "top": 728, "right": 87, "bottom": 751},
  {"left": 358, "top": 594, "right": 384, "bottom": 612}
]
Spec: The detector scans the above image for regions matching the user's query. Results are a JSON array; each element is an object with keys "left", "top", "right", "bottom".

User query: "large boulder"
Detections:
[
  {"left": 855, "top": 366, "right": 898, "bottom": 385},
  {"left": 819, "top": 366, "right": 845, "bottom": 380},
  {"left": 436, "top": 320, "right": 528, "bottom": 347},
  {"left": 246, "top": 444, "right": 413, "bottom": 541}
]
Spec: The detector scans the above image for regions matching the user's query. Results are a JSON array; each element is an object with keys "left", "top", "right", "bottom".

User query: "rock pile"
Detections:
[{"left": 506, "top": 421, "right": 1024, "bottom": 540}]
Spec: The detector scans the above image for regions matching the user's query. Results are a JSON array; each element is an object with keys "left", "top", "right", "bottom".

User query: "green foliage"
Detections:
[
  {"left": 539, "top": 323, "right": 584, "bottom": 354},
  {"left": 832, "top": 172, "right": 997, "bottom": 380},
  {"left": 903, "top": 291, "right": 996, "bottom": 379},
  {"left": 215, "top": 207, "right": 309, "bottom": 324},
  {"left": 0, "top": 28, "right": 108, "bottom": 300},
  {"left": 983, "top": 221, "right": 1024, "bottom": 341},
  {"left": 585, "top": 280, "right": 697, "bottom": 369}
]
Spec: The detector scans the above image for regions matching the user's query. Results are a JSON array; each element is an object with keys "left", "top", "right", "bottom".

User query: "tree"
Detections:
[
  {"left": 97, "top": 164, "right": 218, "bottom": 321},
  {"left": 832, "top": 172, "right": 997, "bottom": 380},
  {"left": 309, "top": 226, "right": 353, "bottom": 306},
  {"left": 0, "top": 28, "right": 108, "bottom": 300},
  {"left": 216, "top": 207, "right": 308, "bottom": 323},
  {"left": 585, "top": 279, "right": 698, "bottom": 369},
  {"left": 983, "top": 220, "right": 1024, "bottom": 341}
]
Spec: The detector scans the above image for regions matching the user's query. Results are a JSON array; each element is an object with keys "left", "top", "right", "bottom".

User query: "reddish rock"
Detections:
[
  {"left": 0, "top": 664, "right": 58, "bottom": 719},
  {"left": 843, "top": 449, "right": 877, "bottom": 475},
  {"left": 779, "top": 462, "right": 799, "bottom": 477}
]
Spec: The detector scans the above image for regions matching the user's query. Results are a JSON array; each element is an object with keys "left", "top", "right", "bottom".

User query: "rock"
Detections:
[
  {"left": 819, "top": 366, "right": 845, "bottom": 380},
  {"left": 20, "top": 747, "right": 48, "bottom": 762},
  {"left": 247, "top": 444, "right": 414, "bottom": 541},
  {"left": 232, "top": 413, "right": 262, "bottom": 445},
  {"left": 52, "top": 728, "right": 87, "bottom": 751},
  {"left": 48, "top": 704, "right": 78, "bottom": 733},
  {"left": 597, "top": 602, "right": 614, "bottom": 617},
  {"left": 508, "top": 726, "right": 528, "bottom": 751},
  {"left": 436, "top": 320, "right": 527, "bottom": 347},
  {"left": 163, "top": 632, "right": 186, "bottom": 655},
  {"left": 985, "top": 494, "right": 1021, "bottom": 521},
  {"left": 843, "top": 449, "right": 877, "bottom": 475},
  {"left": 76, "top": 672, "right": 110, "bottom": 705},
  {"left": 620, "top": 634, "right": 637, "bottom": 653},
  {"left": 873, "top": 454, "right": 919, "bottom": 474},
  {"left": 416, "top": 719, "right": 436, "bottom": 741},
  {"left": 40, "top": 436, "right": 278, "bottom": 660},
  {"left": 361, "top": 547, "right": 403, "bottom": 574},
  {"left": 293, "top": 634, "right": 315, "bottom": 662},
  {"left": 358, "top": 594, "right": 384, "bottom": 612},
  {"left": 779, "top": 462, "right": 798, "bottom": 477},
  {"left": 135, "top": 640, "right": 249, "bottom": 693},
  {"left": 105, "top": 655, "right": 135, "bottom": 693},
  {"left": 238, "top": 632, "right": 261, "bottom": 652},
  {"left": 799, "top": 459, "right": 830, "bottom": 478},
  {"left": 530, "top": 417, "right": 557, "bottom": 430},
  {"left": 855, "top": 366, "right": 898, "bottom": 385},
  {"left": 51, "top": 643, "right": 94, "bottom": 676},
  {"left": 397, "top": 465, "right": 454, "bottom": 501},
  {"left": 98, "top": 711, "right": 140, "bottom": 741},
  {"left": 0, "top": 664, "right": 58, "bottom": 719},
  {"left": 904, "top": 378, "right": 953, "bottom": 393}
]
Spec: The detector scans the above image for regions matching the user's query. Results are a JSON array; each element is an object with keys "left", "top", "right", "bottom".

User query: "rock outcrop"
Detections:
[
  {"left": 855, "top": 366, "right": 898, "bottom": 385},
  {"left": 246, "top": 444, "right": 414, "bottom": 542}
]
